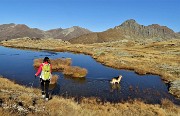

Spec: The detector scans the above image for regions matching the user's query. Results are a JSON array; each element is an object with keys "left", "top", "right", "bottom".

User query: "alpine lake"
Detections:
[{"left": 0, "top": 46, "right": 179, "bottom": 105}]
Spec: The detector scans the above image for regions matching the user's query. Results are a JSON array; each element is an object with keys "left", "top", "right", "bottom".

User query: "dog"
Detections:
[{"left": 110, "top": 75, "right": 122, "bottom": 84}]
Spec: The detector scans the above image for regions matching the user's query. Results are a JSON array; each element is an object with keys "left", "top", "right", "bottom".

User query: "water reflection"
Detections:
[
  {"left": 0, "top": 46, "right": 179, "bottom": 104},
  {"left": 64, "top": 75, "right": 86, "bottom": 84},
  {"left": 49, "top": 83, "right": 57, "bottom": 90},
  {"left": 110, "top": 83, "right": 121, "bottom": 93}
]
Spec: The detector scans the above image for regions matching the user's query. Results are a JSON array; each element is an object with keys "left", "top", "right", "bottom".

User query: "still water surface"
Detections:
[{"left": 0, "top": 46, "right": 179, "bottom": 104}]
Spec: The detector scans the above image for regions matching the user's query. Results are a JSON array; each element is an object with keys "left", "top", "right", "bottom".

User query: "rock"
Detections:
[{"left": 169, "top": 80, "right": 180, "bottom": 98}]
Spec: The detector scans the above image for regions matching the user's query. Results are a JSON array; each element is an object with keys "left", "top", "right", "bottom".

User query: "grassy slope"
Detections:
[
  {"left": 0, "top": 76, "right": 179, "bottom": 116},
  {"left": 0, "top": 38, "right": 180, "bottom": 115}
]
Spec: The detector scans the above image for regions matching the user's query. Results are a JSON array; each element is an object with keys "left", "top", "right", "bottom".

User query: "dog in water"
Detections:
[{"left": 110, "top": 75, "right": 122, "bottom": 84}]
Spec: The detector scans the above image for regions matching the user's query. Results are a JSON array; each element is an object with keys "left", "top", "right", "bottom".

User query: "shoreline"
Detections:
[
  {"left": 0, "top": 38, "right": 180, "bottom": 98},
  {"left": 0, "top": 43, "right": 175, "bottom": 81},
  {"left": 0, "top": 75, "right": 180, "bottom": 115}
]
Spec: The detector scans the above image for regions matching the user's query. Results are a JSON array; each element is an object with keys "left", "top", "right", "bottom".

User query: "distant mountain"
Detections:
[
  {"left": 1, "top": 21, "right": 179, "bottom": 43},
  {"left": 46, "top": 26, "right": 92, "bottom": 40},
  {"left": 0, "top": 24, "right": 92, "bottom": 41},
  {"left": 69, "top": 19, "right": 179, "bottom": 44},
  {"left": 0, "top": 23, "right": 44, "bottom": 40}
]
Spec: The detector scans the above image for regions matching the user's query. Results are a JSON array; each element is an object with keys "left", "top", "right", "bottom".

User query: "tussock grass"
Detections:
[
  {"left": 0, "top": 76, "right": 180, "bottom": 115},
  {"left": 51, "top": 58, "right": 72, "bottom": 70},
  {"left": 161, "top": 99, "right": 177, "bottom": 110},
  {"left": 33, "top": 58, "right": 42, "bottom": 68},
  {"left": 1, "top": 37, "right": 70, "bottom": 50},
  {"left": 0, "top": 108, "right": 18, "bottom": 116},
  {"left": 1, "top": 38, "right": 180, "bottom": 97},
  {"left": 63, "top": 66, "right": 88, "bottom": 77},
  {"left": 34, "top": 58, "right": 88, "bottom": 77},
  {"left": 33, "top": 58, "right": 72, "bottom": 71},
  {"left": 50, "top": 74, "right": 59, "bottom": 84}
]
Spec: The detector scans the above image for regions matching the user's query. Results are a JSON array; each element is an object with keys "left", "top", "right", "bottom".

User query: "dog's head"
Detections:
[{"left": 118, "top": 75, "right": 122, "bottom": 79}]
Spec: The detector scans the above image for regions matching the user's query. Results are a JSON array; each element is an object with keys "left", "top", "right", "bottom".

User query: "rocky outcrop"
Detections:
[
  {"left": 116, "top": 19, "right": 177, "bottom": 40},
  {"left": 169, "top": 80, "right": 180, "bottom": 98},
  {"left": 69, "top": 19, "right": 179, "bottom": 44}
]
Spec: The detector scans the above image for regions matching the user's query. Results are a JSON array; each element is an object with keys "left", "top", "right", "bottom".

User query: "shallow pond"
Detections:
[{"left": 0, "top": 46, "right": 179, "bottom": 104}]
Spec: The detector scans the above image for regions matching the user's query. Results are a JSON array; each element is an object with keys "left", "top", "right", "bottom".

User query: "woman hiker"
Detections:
[{"left": 35, "top": 57, "right": 52, "bottom": 101}]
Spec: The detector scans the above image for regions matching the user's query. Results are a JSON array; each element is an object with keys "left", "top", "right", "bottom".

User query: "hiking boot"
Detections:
[{"left": 42, "top": 95, "right": 45, "bottom": 98}]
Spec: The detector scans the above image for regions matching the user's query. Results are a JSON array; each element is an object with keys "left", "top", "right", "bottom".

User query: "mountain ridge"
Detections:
[
  {"left": 46, "top": 26, "right": 91, "bottom": 40},
  {"left": 0, "top": 19, "right": 179, "bottom": 43},
  {"left": 0, "top": 24, "right": 92, "bottom": 41},
  {"left": 69, "top": 19, "right": 180, "bottom": 44}
]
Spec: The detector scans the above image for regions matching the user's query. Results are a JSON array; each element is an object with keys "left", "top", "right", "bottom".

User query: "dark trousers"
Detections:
[{"left": 40, "top": 79, "right": 50, "bottom": 98}]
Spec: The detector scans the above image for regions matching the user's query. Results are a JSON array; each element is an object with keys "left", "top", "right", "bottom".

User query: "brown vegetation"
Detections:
[
  {"left": 33, "top": 58, "right": 88, "bottom": 77},
  {"left": 0, "top": 76, "right": 180, "bottom": 116},
  {"left": 33, "top": 58, "right": 72, "bottom": 71},
  {"left": 1, "top": 38, "right": 180, "bottom": 97},
  {"left": 63, "top": 66, "right": 88, "bottom": 78},
  {"left": 50, "top": 74, "right": 59, "bottom": 84}
]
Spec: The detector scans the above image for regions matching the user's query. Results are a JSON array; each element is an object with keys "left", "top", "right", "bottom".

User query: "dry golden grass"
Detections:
[
  {"left": 63, "top": 66, "right": 88, "bottom": 77},
  {"left": 51, "top": 58, "right": 72, "bottom": 70},
  {"left": 34, "top": 58, "right": 88, "bottom": 77},
  {"left": 0, "top": 76, "right": 180, "bottom": 116},
  {"left": 50, "top": 74, "right": 59, "bottom": 84},
  {"left": 33, "top": 58, "right": 42, "bottom": 68},
  {"left": 0, "top": 37, "right": 70, "bottom": 50},
  {"left": 1, "top": 38, "right": 180, "bottom": 97},
  {"left": 33, "top": 58, "right": 72, "bottom": 71},
  {"left": 0, "top": 108, "right": 19, "bottom": 116}
]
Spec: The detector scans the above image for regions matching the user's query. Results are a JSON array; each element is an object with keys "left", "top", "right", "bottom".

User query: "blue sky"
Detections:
[{"left": 0, "top": 0, "right": 179, "bottom": 32}]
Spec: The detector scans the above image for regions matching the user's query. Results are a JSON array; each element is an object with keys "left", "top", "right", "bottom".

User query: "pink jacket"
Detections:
[{"left": 35, "top": 61, "right": 52, "bottom": 76}]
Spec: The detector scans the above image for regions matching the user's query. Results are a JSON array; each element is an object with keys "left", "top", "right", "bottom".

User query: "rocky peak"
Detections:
[
  {"left": 121, "top": 19, "right": 138, "bottom": 26},
  {"left": 115, "top": 19, "right": 141, "bottom": 30},
  {"left": 121, "top": 19, "right": 137, "bottom": 25},
  {"left": 72, "top": 26, "right": 81, "bottom": 29},
  {"left": 15, "top": 24, "right": 30, "bottom": 30},
  {"left": 113, "top": 19, "right": 177, "bottom": 39}
]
